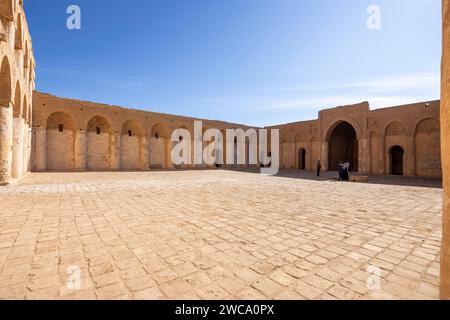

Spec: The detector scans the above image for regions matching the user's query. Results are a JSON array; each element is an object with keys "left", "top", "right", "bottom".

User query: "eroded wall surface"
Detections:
[{"left": 0, "top": 0, "right": 35, "bottom": 184}]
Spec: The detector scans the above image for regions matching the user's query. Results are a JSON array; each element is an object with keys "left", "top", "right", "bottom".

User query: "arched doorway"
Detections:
[
  {"left": 298, "top": 148, "right": 306, "bottom": 170},
  {"left": 389, "top": 146, "right": 404, "bottom": 176},
  {"left": 328, "top": 122, "right": 358, "bottom": 171},
  {"left": 0, "top": 57, "right": 12, "bottom": 106}
]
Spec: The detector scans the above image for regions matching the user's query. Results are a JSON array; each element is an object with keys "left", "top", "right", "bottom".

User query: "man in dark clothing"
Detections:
[{"left": 338, "top": 162, "right": 344, "bottom": 181}]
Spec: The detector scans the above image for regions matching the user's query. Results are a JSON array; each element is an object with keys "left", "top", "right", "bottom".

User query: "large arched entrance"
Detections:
[
  {"left": 389, "top": 145, "right": 404, "bottom": 176},
  {"left": 328, "top": 121, "right": 358, "bottom": 171},
  {"left": 298, "top": 148, "right": 306, "bottom": 170}
]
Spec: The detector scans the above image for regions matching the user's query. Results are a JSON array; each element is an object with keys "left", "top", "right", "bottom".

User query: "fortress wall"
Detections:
[
  {"left": 32, "top": 92, "right": 261, "bottom": 172},
  {"left": 271, "top": 101, "right": 441, "bottom": 177},
  {"left": 0, "top": 0, "right": 35, "bottom": 184}
]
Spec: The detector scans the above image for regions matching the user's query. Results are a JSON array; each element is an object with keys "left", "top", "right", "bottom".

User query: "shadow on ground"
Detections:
[
  {"left": 34, "top": 168, "right": 442, "bottom": 189},
  {"left": 223, "top": 168, "right": 443, "bottom": 189}
]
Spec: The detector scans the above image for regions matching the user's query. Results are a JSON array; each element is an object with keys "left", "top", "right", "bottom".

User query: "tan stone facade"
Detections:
[
  {"left": 441, "top": 0, "right": 450, "bottom": 300},
  {"left": 30, "top": 94, "right": 442, "bottom": 179},
  {"left": 30, "top": 93, "right": 442, "bottom": 179},
  {"left": 272, "top": 101, "right": 441, "bottom": 178},
  {"left": 0, "top": 0, "right": 35, "bottom": 185},
  {"left": 31, "top": 92, "right": 258, "bottom": 173}
]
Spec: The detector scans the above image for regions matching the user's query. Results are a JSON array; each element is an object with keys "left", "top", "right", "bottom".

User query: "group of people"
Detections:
[
  {"left": 338, "top": 161, "right": 351, "bottom": 181},
  {"left": 315, "top": 160, "right": 351, "bottom": 181}
]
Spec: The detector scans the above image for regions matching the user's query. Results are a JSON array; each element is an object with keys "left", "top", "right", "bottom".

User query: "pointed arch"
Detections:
[
  {"left": 327, "top": 121, "right": 358, "bottom": 171},
  {"left": 0, "top": 56, "right": 12, "bottom": 106},
  {"left": 325, "top": 118, "right": 362, "bottom": 142},
  {"left": 385, "top": 121, "right": 407, "bottom": 136}
]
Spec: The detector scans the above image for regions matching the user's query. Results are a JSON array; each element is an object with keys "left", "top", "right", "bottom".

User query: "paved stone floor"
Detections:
[{"left": 0, "top": 170, "right": 443, "bottom": 300}]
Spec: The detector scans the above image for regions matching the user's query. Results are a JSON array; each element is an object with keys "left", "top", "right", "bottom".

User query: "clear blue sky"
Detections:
[{"left": 25, "top": 0, "right": 441, "bottom": 127}]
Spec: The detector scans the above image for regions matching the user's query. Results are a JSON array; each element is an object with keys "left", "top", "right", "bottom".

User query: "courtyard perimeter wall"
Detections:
[
  {"left": 32, "top": 92, "right": 260, "bottom": 172},
  {"left": 0, "top": 0, "right": 35, "bottom": 184},
  {"left": 270, "top": 100, "right": 441, "bottom": 178}
]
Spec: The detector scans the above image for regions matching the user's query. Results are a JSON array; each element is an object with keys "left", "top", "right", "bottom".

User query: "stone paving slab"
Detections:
[{"left": 0, "top": 170, "right": 442, "bottom": 300}]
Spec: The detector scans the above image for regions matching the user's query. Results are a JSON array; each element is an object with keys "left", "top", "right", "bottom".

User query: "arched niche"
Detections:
[
  {"left": 46, "top": 112, "right": 76, "bottom": 171},
  {"left": 86, "top": 116, "right": 112, "bottom": 170}
]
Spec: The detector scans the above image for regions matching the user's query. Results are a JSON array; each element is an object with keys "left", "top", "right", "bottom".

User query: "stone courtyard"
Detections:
[{"left": 0, "top": 170, "right": 442, "bottom": 300}]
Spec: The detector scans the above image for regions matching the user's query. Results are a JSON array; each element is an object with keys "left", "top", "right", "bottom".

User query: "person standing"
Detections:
[
  {"left": 342, "top": 162, "right": 350, "bottom": 181},
  {"left": 338, "top": 162, "right": 344, "bottom": 181},
  {"left": 316, "top": 160, "right": 322, "bottom": 177}
]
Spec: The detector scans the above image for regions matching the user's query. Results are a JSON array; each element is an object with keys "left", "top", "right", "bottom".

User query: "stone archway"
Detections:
[
  {"left": 86, "top": 116, "right": 112, "bottom": 170},
  {"left": 327, "top": 121, "right": 358, "bottom": 171},
  {"left": 389, "top": 145, "right": 404, "bottom": 176},
  {"left": 120, "top": 120, "right": 143, "bottom": 170},
  {"left": 150, "top": 123, "right": 170, "bottom": 169},
  {"left": 46, "top": 112, "right": 76, "bottom": 171}
]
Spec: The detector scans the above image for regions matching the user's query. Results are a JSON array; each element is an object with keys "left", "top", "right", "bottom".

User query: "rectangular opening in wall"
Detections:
[
  {"left": 96, "top": 127, "right": 101, "bottom": 135},
  {"left": 128, "top": 130, "right": 132, "bottom": 137},
  {"left": 58, "top": 124, "right": 64, "bottom": 132}
]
